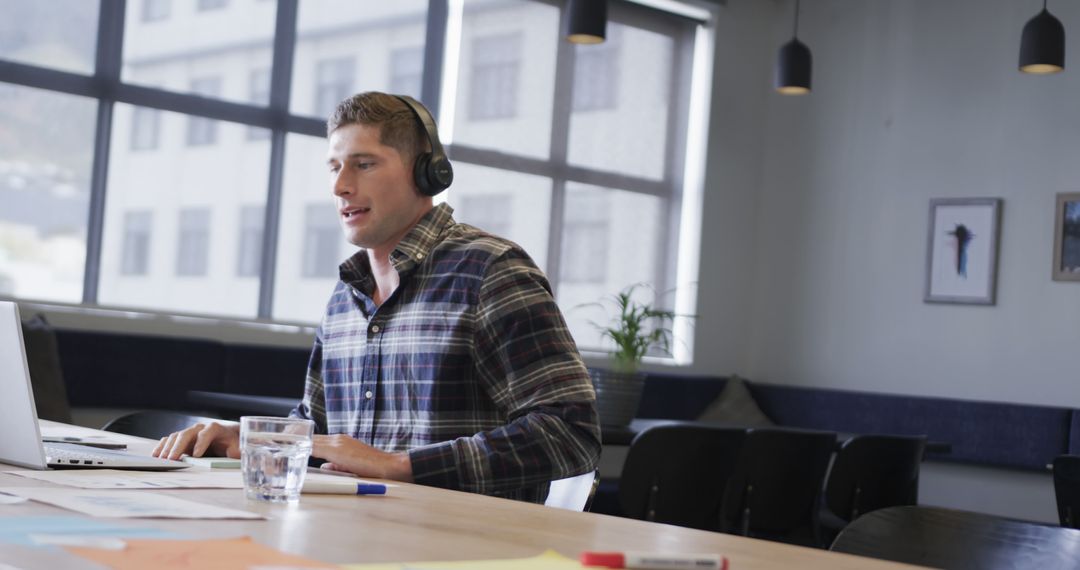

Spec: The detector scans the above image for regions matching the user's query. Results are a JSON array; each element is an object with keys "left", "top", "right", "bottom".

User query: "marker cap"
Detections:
[{"left": 581, "top": 552, "right": 625, "bottom": 568}]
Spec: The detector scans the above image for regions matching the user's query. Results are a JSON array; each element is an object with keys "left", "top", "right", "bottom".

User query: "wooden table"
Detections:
[
  {"left": 0, "top": 422, "right": 927, "bottom": 569},
  {"left": 832, "top": 505, "right": 1080, "bottom": 569}
]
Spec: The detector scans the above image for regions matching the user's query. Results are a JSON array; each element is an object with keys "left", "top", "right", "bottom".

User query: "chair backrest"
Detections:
[
  {"left": 21, "top": 314, "right": 72, "bottom": 423},
  {"left": 618, "top": 424, "right": 746, "bottom": 530},
  {"left": 824, "top": 434, "right": 927, "bottom": 523},
  {"left": 831, "top": 505, "right": 1080, "bottom": 568},
  {"left": 101, "top": 410, "right": 222, "bottom": 440},
  {"left": 1053, "top": 455, "right": 1080, "bottom": 529},
  {"left": 719, "top": 427, "right": 836, "bottom": 546},
  {"left": 545, "top": 470, "right": 598, "bottom": 511}
]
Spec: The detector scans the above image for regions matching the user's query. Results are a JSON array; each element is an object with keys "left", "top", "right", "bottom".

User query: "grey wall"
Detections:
[
  {"left": 690, "top": 0, "right": 1080, "bottom": 522},
  {"left": 696, "top": 0, "right": 1080, "bottom": 406}
]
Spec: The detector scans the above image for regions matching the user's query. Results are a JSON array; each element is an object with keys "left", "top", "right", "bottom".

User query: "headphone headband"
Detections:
[{"left": 393, "top": 95, "right": 453, "bottom": 196}]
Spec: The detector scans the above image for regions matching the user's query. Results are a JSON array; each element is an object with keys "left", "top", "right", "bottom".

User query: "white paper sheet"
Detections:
[
  {"left": 4, "top": 469, "right": 382, "bottom": 491},
  {"left": 6, "top": 469, "right": 245, "bottom": 489},
  {"left": 0, "top": 491, "right": 28, "bottom": 504},
  {"left": 38, "top": 425, "right": 128, "bottom": 444},
  {"left": 0, "top": 487, "right": 263, "bottom": 519}
]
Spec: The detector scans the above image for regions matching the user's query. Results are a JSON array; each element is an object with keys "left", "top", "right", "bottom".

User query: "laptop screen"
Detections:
[{"left": 0, "top": 301, "right": 48, "bottom": 469}]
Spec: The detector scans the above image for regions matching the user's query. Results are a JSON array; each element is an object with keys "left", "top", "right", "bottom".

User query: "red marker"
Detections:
[{"left": 580, "top": 551, "right": 727, "bottom": 570}]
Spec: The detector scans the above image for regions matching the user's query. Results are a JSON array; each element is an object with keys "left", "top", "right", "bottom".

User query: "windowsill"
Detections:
[
  {"left": 3, "top": 296, "right": 316, "bottom": 348},
  {"left": 4, "top": 297, "right": 695, "bottom": 368},
  {"left": 579, "top": 350, "right": 688, "bottom": 372}
]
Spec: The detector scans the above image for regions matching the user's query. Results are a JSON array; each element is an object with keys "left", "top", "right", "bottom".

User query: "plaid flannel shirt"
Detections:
[{"left": 291, "top": 204, "right": 601, "bottom": 503}]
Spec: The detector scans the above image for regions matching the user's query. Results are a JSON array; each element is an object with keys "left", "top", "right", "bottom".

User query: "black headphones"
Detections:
[{"left": 393, "top": 95, "right": 454, "bottom": 196}]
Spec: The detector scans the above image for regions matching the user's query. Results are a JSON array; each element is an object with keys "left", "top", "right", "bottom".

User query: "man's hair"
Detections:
[{"left": 326, "top": 92, "right": 428, "bottom": 165}]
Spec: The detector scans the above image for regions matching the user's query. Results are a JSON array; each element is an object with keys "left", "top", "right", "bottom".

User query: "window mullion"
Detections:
[
  {"left": 657, "top": 22, "right": 695, "bottom": 302},
  {"left": 82, "top": 0, "right": 127, "bottom": 304},
  {"left": 421, "top": 0, "right": 449, "bottom": 116},
  {"left": 257, "top": 0, "right": 300, "bottom": 319},
  {"left": 545, "top": 6, "right": 577, "bottom": 294}
]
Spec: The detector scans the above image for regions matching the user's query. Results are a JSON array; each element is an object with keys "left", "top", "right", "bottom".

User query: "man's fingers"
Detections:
[
  {"left": 152, "top": 437, "right": 167, "bottom": 457},
  {"left": 192, "top": 423, "right": 225, "bottom": 457},
  {"left": 158, "top": 432, "right": 179, "bottom": 459}
]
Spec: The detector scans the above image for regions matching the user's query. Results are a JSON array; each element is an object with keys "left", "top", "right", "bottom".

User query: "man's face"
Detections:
[{"left": 326, "top": 123, "right": 429, "bottom": 253}]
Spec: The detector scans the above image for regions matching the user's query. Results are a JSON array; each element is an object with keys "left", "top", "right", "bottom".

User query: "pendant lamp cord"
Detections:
[
  {"left": 793, "top": 0, "right": 801, "bottom": 38},
  {"left": 1044, "top": 0, "right": 1048, "bottom": 10}
]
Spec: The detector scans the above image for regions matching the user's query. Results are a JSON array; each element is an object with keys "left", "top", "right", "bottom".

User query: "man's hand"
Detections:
[
  {"left": 151, "top": 422, "right": 240, "bottom": 460},
  {"left": 312, "top": 434, "right": 413, "bottom": 482}
]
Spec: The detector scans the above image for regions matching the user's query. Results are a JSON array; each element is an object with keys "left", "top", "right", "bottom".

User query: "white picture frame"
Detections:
[{"left": 924, "top": 198, "right": 1002, "bottom": 305}]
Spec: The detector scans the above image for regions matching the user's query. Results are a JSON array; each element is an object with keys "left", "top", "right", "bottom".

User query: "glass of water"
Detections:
[{"left": 240, "top": 416, "right": 314, "bottom": 503}]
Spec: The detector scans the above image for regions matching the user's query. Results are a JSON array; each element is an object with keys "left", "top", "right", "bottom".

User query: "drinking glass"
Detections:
[{"left": 240, "top": 416, "right": 314, "bottom": 503}]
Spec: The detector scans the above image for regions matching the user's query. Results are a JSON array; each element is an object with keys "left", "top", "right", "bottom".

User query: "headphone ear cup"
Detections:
[
  {"left": 428, "top": 155, "right": 454, "bottom": 192},
  {"left": 413, "top": 152, "right": 434, "bottom": 196}
]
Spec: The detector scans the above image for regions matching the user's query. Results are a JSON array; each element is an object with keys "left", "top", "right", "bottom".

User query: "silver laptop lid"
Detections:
[
  {"left": 0, "top": 301, "right": 48, "bottom": 469},
  {"left": 0, "top": 301, "right": 188, "bottom": 471}
]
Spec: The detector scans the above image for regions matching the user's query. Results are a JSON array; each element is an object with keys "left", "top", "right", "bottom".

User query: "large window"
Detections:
[
  {"left": 141, "top": 0, "right": 170, "bottom": 23},
  {"left": 572, "top": 27, "right": 620, "bottom": 112},
  {"left": 313, "top": 58, "right": 354, "bottom": 120},
  {"left": 0, "top": 84, "right": 95, "bottom": 303},
  {"left": 176, "top": 208, "right": 211, "bottom": 277},
  {"left": 186, "top": 77, "right": 221, "bottom": 146},
  {"left": 236, "top": 205, "right": 264, "bottom": 278},
  {"left": 247, "top": 68, "right": 271, "bottom": 141},
  {"left": 0, "top": 0, "right": 99, "bottom": 74},
  {"left": 130, "top": 107, "right": 161, "bottom": 151},
  {"left": 100, "top": 105, "right": 269, "bottom": 318},
  {"left": 301, "top": 204, "right": 342, "bottom": 279},
  {"left": 468, "top": 34, "right": 522, "bottom": 121},
  {"left": 0, "top": 0, "right": 706, "bottom": 359},
  {"left": 119, "top": 211, "right": 152, "bottom": 276},
  {"left": 389, "top": 46, "right": 424, "bottom": 100}
]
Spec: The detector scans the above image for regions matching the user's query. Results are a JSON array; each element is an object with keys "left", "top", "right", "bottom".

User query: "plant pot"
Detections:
[{"left": 588, "top": 368, "right": 645, "bottom": 428}]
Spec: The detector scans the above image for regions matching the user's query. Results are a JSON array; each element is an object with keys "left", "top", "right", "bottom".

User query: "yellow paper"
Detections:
[
  {"left": 343, "top": 549, "right": 582, "bottom": 570},
  {"left": 68, "top": 536, "right": 338, "bottom": 570}
]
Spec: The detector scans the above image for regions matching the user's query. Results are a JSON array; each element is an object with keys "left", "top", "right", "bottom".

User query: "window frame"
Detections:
[
  {"left": 0, "top": 0, "right": 705, "bottom": 339},
  {"left": 445, "top": 1, "right": 697, "bottom": 313}
]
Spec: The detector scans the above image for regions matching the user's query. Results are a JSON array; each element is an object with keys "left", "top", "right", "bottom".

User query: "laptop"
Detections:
[{"left": 0, "top": 301, "right": 187, "bottom": 471}]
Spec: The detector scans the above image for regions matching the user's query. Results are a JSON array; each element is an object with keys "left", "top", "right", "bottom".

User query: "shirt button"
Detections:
[
  {"left": 415, "top": 253, "right": 424, "bottom": 260},
  {"left": 370, "top": 324, "right": 380, "bottom": 333},
  {"left": 365, "top": 390, "right": 373, "bottom": 399}
]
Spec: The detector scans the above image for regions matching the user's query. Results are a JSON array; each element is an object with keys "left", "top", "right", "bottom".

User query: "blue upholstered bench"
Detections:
[
  {"left": 638, "top": 373, "right": 1073, "bottom": 472},
  {"left": 56, "top": 329, "right": 307, "bottom": 411},
  {"left": 53, "top": 327, "right": 1074, "bottom": 473}
]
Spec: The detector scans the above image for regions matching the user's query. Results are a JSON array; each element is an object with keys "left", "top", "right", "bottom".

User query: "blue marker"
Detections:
[{"left": 302, "top": 480, "right": 387, "bottom": 495}]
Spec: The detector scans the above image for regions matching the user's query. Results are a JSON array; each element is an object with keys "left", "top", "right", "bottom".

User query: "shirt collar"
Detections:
[{"left": 338, "top": 203, "right": 456, "bottom": 293}]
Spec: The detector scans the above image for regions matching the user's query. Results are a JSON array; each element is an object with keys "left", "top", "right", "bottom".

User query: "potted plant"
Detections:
[{"left": 585, "top": 284, "right": 679, "bottom": 427}]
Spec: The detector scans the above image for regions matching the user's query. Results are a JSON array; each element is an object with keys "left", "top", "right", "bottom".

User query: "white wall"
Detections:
[
  {"left": 678, "top": 0, "right": 775, "bottom": 376},
  {"left": 687, "top": 0, "right": 1080, "bottom": 522},
  {"left": 695, "top": 0, "right": 1080, "bottom": 407}
]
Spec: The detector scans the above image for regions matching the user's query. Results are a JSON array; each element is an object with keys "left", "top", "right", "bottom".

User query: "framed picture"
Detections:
[
  {"left": 924, "top": 198, "right": 1002, "bottom": 305},
  {"left": 1053, "top": 192, "right": 1080, "bottom": 282}
]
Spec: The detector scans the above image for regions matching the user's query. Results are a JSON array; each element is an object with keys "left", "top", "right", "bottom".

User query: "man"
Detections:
[{"left": 154, "top": 92, "right": 600, "bottom": 503}]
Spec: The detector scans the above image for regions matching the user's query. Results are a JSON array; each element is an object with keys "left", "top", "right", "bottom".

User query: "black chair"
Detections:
[
  {"left": 831, "top": 505, "right": 1080, "bottom": 569},
  {"left": 1053, "top": 455, "right": 1080, "bottom": 529},
  {"left": 101, "top": 411, "right": 224, "bottom": 440},
  {"left": 718, "top": 427, "right": 836, "bottom": 547},
  {"left": 618, "top": 424, "right": 746, "bottom": 530},
  {"left": 821, "top": 434, "right": 927, "bottom": 540},
  {"left": 21, "top": 313, "right": 73, "bottom": 423}
]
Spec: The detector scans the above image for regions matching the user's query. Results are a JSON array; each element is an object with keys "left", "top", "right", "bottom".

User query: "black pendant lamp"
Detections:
[
  {"left": 566, "top": 0, "right": 607, "bottom": 45},
  {"left": 1019, "top": 0, "right": 1065, "bottom": 74},
  {"left": 775, "top": 0, "right": 812, "bottom": 94}
]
